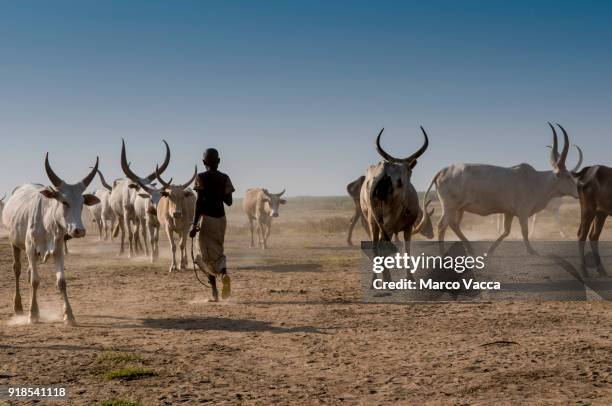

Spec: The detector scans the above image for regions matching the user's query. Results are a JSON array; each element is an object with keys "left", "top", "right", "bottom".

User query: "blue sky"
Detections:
[{"left": 1, "top": 1, "right": 611, "bottom": 195}]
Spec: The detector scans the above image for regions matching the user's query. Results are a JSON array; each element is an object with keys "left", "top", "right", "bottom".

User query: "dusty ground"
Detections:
[{"left": 0, "top": 198, "right": 611, "bottom": 405}]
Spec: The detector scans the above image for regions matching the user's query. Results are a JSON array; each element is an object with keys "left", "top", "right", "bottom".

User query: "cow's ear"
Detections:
[
  {"left": 279, "top": 199, "right": 287, "bottom": 205},
  {"left": 128, "top": 183, "right": 140, "bottom": 189},
  {"left": 161, "top": 191, "right": 170, "bottom": 197},
  {"left": 138, "top": 193, "right": 150, "bottom": 199},
  {"left": 183, "top": 190, "right": 192, "bottom": 197},
  {"left": 40, "top": 188, "right": 59, "bottom": 200},
  {"left": 83, "top": 194, "right": 101, "bottom": 206}
]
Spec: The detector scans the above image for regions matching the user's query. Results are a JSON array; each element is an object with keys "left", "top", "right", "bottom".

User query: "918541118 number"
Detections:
[{"left": 0, "top": 385, "right": 68, "bottom": 399}]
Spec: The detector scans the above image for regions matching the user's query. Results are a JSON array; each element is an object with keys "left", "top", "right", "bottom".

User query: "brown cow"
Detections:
[{"left": 574, "top": 165, "right": 612, "bottom": 277}]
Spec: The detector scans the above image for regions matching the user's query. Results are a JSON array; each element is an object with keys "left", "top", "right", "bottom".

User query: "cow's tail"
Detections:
[{"left": 413, "top": 171, "right": 441, "bottom": 238}]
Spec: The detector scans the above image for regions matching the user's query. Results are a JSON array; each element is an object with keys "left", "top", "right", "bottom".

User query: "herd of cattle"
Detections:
[
  {"left": 0, "top": 140, "right": 286, "bottom": 325},
  {"left": 1, "top": 123, "right": 611, "bottom": 325}
]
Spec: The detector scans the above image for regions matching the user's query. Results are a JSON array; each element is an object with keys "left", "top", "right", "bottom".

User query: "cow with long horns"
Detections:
[
  {"left": 110, "top": 139, "right": 171, "bottom": 258},
  {"left": 243, "top": 188, "right": 287, "bottom": 249},
  {"left": 360, "top": 127, "right": 434, "bottom": 254},
  {"left": 2, "top": 155, "right": 100, "bottom": 325},
  {"left": 497, "top": 145, "right": 583, "bottom": 238},
  {"left": 156, "top": 166, "right": 197, "bottom": 272},
  {"left": 422, "top": 123, "right": 578, "bottom": 255},
  {"left": 347, "top": 175, "right": 432, "bottom": 246}
]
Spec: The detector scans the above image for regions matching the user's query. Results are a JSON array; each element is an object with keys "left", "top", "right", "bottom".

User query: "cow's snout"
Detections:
[
  {"left": 71, "top": 228, "right": 86, "bottom": 238},
  {"left": 272, "top": 212, "right": 279, "bottom": 218}
]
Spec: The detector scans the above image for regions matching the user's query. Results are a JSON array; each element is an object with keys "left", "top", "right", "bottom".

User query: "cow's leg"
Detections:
[
  {"left": 488, "top": 213, "right": 513, "bottom": 255},
  {"left": 125, "top": 214, "right": 134, "bottom": 258},
  {"left": 448, "top": 210, "right": 475, "bottom": 256},
  {"left": 97, "top": 219, "right": 103, "bottom": 240},
  {"left": 589, "top": 211, "right": 608, "bottom": 276},
  {"left": 12, "top": 245, "right": 23, "bottom": 315},
  {"left": 256, "top": 219, "right": 265, "bottom": 249},
  {"left": 496, "top": 213, "right": 503, "bottom": 234},
  {"left": 264, "top": 220, "right": 272, "bottom": 249},
  {"left": 578, "top": 207, "right": 596, "bottom": 277},
  {"left": 55, "top": 242, "right": 75, "bottom": 325},
  {"left": 437, "top": 209, "right": 451, "bottom": 255},
  {"left": 167, "top": 226, "right": 178, "bottom": 273},
  {"left": 143, "top": 221, "right": 151, "bottom": 258},
  {"left": 133, "top": 220, "right": 142, "bottom": 255},
  {"left": 25, "top": 244, "right": 40, "bottom": 323},
  {"left": 518, "top": 215, "right": 537, "bottom": 255},
  {"left": 179, "top": 230, "right": 188, "bottom": 270},
  {"left": 248, "top": 218, "right": 255, "bottom": 248},
  {"left": 147, "top": 222, "right": 156, "bottom": 262},
  {"left": 529, "top": 214, "right": 537, "bottom": 238},
  {"left": 117, "top": 217, "right": 126, "bottom": 256},
  {"left": 555, "top": 208, "right": 567, "bottom": 238},
  {"left": 347, "top": 207, "right": 360, "bottom": 246}
]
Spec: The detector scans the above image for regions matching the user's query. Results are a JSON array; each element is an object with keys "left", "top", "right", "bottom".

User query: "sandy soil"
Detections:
[{"left": 0, "top": 203, "right": 611, "bottom": 405}]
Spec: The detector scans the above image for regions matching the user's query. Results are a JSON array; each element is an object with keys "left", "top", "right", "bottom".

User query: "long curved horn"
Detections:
[
  {"left": 375, "top": 128, "right": 401, "bottom": 163},
  {"left": 375, "top": 127, "right": 429, "bottom": 164},
  {"left": 556, "top": 123, "right": 570, "bottom": 170},
  {"left": 402, "top": 126, "right": 429, "bottom": 164},
  {"left": 181, "top": 166, "right": 198, "bottom": 189},
  {"left": 155, "top": 165, "right": 172, "bottom": 188},
  {"left": 45, "top": 153, "right": 65, "bottom": 188},
  {"left": 548, "top": 122, "right": 559, "bottom": 168},
  {"left": 145, "top": 140, "right": 171, "bottom": 182},
  {"left": 571, "top": 145, "right": 583, "bottom": 172},
  {"left": 120, "top": 139, "right": 151, "bottom": 189},
  {"left": 275, "top": 189, "right": 286, "bottom": 197},
  {"left": 81, "top": 157, "right": 99, "bottom": 188},
  {"left": 96, "top": 170, "right": 113, "bottom": 191}
]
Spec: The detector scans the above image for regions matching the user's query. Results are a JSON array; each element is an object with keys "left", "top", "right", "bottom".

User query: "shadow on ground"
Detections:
[
  {"left": 141, "top": 317, "right": 326, "bottom": 334},
  {"left": 234, "top": 263, "right": 322, "bottom": 272}
]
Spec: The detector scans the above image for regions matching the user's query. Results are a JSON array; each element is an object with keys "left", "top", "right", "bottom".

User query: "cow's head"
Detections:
[
  {"left": 372, "top": 127, "right": 428, "bottom": 203},
  {"left": 156, "top": 166, "right": 197, "bottom": 219},
  {"left": 263, "top": 189, "right": 286, "bottom": 217},
  {"left": 548, "top": 123, "right": 580, "bottom": 199},
  {"left": 121, "top": 138, "right": 172, "bottom": 212},
  {"left": 414, "top": 199, "right": 435, "bottom": 239},
  {"left": 40, "top": 154, "right": 101, "bottom": 238}
]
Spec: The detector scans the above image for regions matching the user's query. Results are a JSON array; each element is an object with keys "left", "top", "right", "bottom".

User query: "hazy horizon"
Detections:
[{"left": 2, "top": 1, "right": 612, "bottom": 197}]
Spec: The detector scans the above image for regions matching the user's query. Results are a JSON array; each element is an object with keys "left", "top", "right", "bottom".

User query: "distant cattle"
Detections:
[
  {"left": 88, "top": 186, "right": 116, "bottom": 241},
  {"left": 110, "top": 139, "right": 171, "bottom": 258},
  {"left": 2, "top": 154, "right": 100, "bottom": 325},
  {"left": 243, "top": 188, "right": 286, "bottom": 249}
]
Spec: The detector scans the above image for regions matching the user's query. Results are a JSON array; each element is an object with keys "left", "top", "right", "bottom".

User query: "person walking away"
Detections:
[{"left": 190, "top": 148, "right": 235, "bottom": 301}]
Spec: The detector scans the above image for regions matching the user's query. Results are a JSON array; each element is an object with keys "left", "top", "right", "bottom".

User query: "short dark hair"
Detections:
[{"left": 203, "top": 148, "right": 220, "bottom": 168}]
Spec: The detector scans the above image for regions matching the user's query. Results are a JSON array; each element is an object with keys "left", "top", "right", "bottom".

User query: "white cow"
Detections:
[
  {"left": 243, "top": 188, "right": 286, "bottom": 249},
  {"left": 156, "top": 166, "right": 197, "bottom": 272},
  {"left": 92, "top": 171, "right": 117, "bottom": 240},
  {"left": 2, "top": 155, "right": 100, "bottom": 325},
  {"left": 422, "top": 123, "right": 578, "bottom": 255},
  {"left": 496, "top": 146, "right": 582, "bottom": 238}
]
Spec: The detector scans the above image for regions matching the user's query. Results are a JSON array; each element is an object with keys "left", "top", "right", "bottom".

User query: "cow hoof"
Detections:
[
  {"left": 64, "top": 317, "right": 77, "bottom": 327},
  {"left": 597, "top": 268, "right": 609, "bottom": 277},
  {"left": 29, "top": 315, "right": 39, "bottom": 324}
]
